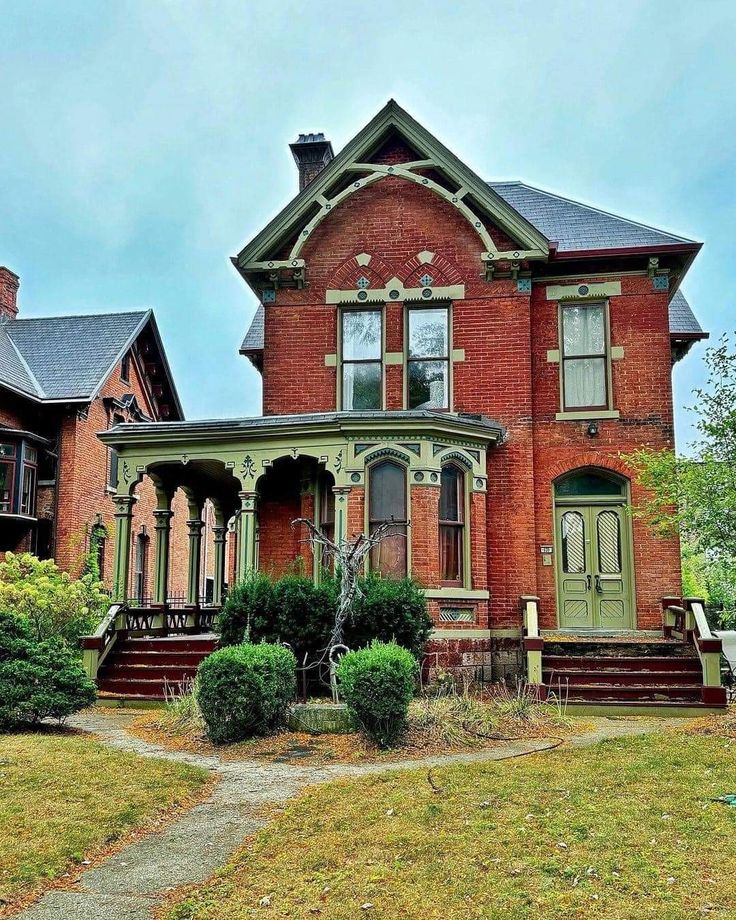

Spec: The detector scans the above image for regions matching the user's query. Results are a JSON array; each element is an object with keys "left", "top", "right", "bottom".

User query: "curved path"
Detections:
[{"left": 15, "top": 710, "right": 668, "bottom": 920}]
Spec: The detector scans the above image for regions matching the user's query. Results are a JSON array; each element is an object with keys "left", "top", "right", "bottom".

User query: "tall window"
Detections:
[
  {"left": 560, "top": 302, "right": 609, "bottom": 410},
  {"left": 120, "top": 351, "right": 131, "bottom": 382},
  {"left": 133, "top": 532, "right": 148, "bottom": 604},
  {"left": 341, "top": 309, "right": 382, "bottom": 410},
  {"left": 408, "top": 306, "right": 450, "bottom": 409},
  {"left": 20, "top": 445, "right": 37, "bottom": 516},
  {"left": 0, "top": 443, "right": 16, "bottom": 513},
  {"left": 368, "top": 460, "right": 407, "bottom": 577},
  {"left": 439, "top": 464, "right": 465, "bottom": 584}
]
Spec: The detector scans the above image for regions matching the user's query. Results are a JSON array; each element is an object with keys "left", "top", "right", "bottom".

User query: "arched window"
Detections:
[
  {"left": 440, "top": 464, "right": 465, "bottom": 584},
  {"left": 368, "top": 460, "right": 407, "bottom": 577},
  {"left": 554, "top": 468, "right": 625, "bottom": 498},
  {"left": 133, "top": 530, "right": 149, "bottom": 604}
]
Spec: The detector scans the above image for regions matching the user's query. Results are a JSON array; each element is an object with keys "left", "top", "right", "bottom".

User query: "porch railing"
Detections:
[
  {"left": 663, "top": 596, "right": 727, "bottom": 706},
  {"left": 521, "top": 595, "right": 545, "bottom": 694},
  {"left": 80, "top": 603, "right": 125, "bottom": 680}
]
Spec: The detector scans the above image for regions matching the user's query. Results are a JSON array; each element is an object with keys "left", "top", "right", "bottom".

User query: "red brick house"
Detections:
[
  {"left": 96, "top": 101, "right": 724, "bottom": 706},
  {"left": 0, "top": 268, "right": 204, "bottom": 601}
]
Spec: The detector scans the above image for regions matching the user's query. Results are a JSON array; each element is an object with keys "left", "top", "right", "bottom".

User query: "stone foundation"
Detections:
[{"left": 424, "top": 631, "right": 524, "bottom": 688}]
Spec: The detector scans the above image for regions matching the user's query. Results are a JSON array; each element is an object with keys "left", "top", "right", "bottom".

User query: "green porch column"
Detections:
[
  {"left": 333, "top": 486, "right": 352, "bottom": 547},
  {"left": 112, "top": 495, "right": 135, "bottom": 602},
  {"left": 186, "top": 504, "right": 205, "bottom": 607},
  {"left": 212, "top": 524, "right": 227, "bottom": 607},
  {"left": 152, "top": 507, "right": 174, "bottom": 606},
  {"left": 237, "top": 490, "right": 258, "bottom": 580}
]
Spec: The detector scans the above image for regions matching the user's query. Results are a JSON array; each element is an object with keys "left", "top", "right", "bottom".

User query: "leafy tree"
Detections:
[
  {"left": 0, "top": 552, "right": 109, "bottom": 649},
  {"left": 625, "top": 335, "right": 736, "bottom": 624}
]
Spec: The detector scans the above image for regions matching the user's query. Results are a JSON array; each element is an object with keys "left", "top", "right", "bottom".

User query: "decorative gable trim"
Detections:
[{"left": 234, "top": 100, "right": 549, "bottom": 293}]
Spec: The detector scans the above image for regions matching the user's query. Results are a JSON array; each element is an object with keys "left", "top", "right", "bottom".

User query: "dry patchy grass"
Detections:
[
  {"left": 164, "top": 731, "right": 736, "bottom": 920},
  {"left": 0, "top": 728, "right": 210, "bottom": 915}
]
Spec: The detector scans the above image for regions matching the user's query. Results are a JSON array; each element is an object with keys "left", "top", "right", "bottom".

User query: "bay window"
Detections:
[
  {"left": 20, "top": 445, "right": 37, "bottom": 516},
  {"left": 341, "top": 309, "right": 382, "bottom": 410},
  {"left": 408, "top": 306, "right": 449, "bottom": 410},
  {"left": 368, "top": 460, "right": 408, "bottom": 577},
  {"left": 0, "top": 443, "right": 15, "bottom": 513},
  {"left": 560, "top": 302, "right": 609, "bottom": 410}
]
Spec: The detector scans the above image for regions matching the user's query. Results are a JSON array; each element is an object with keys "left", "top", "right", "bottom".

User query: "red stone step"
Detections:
[
  {"left": 96, "top": 678, "right": 173, "bottom": 698},
  {"left": 102, "top": 664, "right": 200, "bottom": 683},
  {"left": 116, "top": 637, "right": 217, "bottom": 653},
  {"left": 110, "top": 650, "right": 211, "bottom": 667},
  {"left": 543, "top": 668, "right": 703, "bottom": 687},
  {"left": 543, "top": 655, "right": 701, "bottom": 673},
  {"left": 561, "top": 684, "right": 703, "bottom": 703}
]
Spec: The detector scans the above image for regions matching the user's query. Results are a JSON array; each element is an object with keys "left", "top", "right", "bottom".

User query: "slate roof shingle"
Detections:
[
  {"left": 240, "top": 304, "right": 264, "bottom": 353},
  {"left": 489, "top": 181, "right": 697, "bottom": 253},
  {"left": 1, "top": 311, "right": 149, "bottom": 400}
]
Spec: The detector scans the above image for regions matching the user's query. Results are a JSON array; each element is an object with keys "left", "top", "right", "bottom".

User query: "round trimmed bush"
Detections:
[
  {"left": 196, "top": 642, "right": 297, "bottom": 744},
  {"left": 336, "top": 641, "right": 418, "bottom": 748}
]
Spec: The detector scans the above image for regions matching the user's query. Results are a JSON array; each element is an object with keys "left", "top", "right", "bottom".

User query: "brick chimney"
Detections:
[
  {"left": 0, "top": 267, "right": 19, "bottom": 319},
  {"left": 289, "top": 133, "right": 334, "bottom": 191}
]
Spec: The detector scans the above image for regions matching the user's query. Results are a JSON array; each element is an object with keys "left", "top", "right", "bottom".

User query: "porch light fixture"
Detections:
[{"left": 586, "top": 422, "right": 599, "bottom": 438}]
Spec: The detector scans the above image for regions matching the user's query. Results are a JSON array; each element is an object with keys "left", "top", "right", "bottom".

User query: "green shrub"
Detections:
[
  {"left": 196, "top": 642, "right": 297, "bottom": 744},
  {"left": 337, "top": 641, "right": 417, "bottom": 748},
  {"left": 217, "top": 572, "right": 430, "bottom": 663},
  {"left": 0, "top": 611, "right": 96, "bottom": 730},
  {"left": 350, "top": 574, "right": 432, "bottom": 658},
  {"left": 0, "top": 552, "right": 109, "bottom": 649}
]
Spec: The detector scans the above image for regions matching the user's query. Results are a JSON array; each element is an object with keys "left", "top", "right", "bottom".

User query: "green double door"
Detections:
[{"left": 555, "top": 503, "right": 633, "bottom": 630}]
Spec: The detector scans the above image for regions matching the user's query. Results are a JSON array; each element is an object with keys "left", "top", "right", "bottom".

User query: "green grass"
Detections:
[
  {"left": 167, "top": 732, "right": 736, "bottom": 920},
  {"left": 0, "top": 730, "right": 209, "bottom": 913}
]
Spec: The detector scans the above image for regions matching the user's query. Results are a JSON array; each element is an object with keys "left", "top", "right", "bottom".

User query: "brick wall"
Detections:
[{"left": 257, "top": 148, "right": 683, "bottom": 633}]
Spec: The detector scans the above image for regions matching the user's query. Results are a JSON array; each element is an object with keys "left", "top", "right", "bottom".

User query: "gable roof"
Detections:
[
  {"left": 0, "top": 310, "right": 184, "bottom": 417},
  {"left": 233, "top": 100, "right": 550, "bottom": 279},
  {"left": 490, "top": 182, "right": 698, "bottom": 253}
]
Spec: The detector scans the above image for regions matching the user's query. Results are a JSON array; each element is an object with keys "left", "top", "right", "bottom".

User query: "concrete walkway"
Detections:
[{"left": 15, "top": 710, "right": 668, "bottom": 920}]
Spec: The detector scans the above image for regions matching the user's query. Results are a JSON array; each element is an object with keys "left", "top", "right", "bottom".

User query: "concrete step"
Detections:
[{"left": 543, "top": 640, "right": 694, "bottom": 658}]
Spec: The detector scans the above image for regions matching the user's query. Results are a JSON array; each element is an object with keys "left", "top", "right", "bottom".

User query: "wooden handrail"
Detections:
[
  {"left": 663, "top": 597, "right": 726, "bottom": 705},
  {"left": 79, "top": 603, "right": 125, "bottom": 679},
  {"left": 520, "top": 595, "right": 544, "bottom": 690}
]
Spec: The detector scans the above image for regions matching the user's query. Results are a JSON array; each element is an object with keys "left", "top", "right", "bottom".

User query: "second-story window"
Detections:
[
  {"left": 0, "top": 443, "right": 16, "bottom": 513},
  {"left": 408, "top": 306, "right": 450, "bottom": 409},
  {"left": 20, "top": 445, "right": 37, "bottom": 516},
  {"left": 341, "top": 309, "right": 382, "bottom": 410},
  {"left": 560, "top": 302, "right": 609, "bottom": 411}
]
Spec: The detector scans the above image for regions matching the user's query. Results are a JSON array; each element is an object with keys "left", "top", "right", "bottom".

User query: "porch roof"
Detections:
[{"left": 98, "top": 410, "right": 506, "bottom": 449}]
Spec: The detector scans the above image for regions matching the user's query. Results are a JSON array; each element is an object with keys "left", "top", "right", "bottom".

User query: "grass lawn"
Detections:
[
  {"left": 0, "top": 730, "right": 210, "bottom": 914},
  {"left": 167, "top": 730, "right": 736, "bottom": 920}
]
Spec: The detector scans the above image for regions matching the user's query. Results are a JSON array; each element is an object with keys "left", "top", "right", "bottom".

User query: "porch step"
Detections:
[
  {"left": 544, "top": 640, "right": 694, "bottom": 658},
  {"left": 556, "top": 684, "right": 703, "bottom": 703},
  {"left": 96, "top": 635, "right": 217, "bottom": 700},
  {"left": 543, "top": 668, "right": 702, "bottom": 687},
  {"left": 543, "top": 655, "right": 701, "bottom": 674}
]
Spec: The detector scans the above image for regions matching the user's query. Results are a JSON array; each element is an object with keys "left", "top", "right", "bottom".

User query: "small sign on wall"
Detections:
[{"left": 540, "top": 544, "right": 553, "bottom": 566}]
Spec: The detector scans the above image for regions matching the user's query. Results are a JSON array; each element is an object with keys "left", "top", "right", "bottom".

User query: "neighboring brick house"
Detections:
[
  {"left": 0, "top": 269, "right": 208, "bottom": 601},
  {"left": 99, "top": 101, "right": 722, "bottom": 704}
]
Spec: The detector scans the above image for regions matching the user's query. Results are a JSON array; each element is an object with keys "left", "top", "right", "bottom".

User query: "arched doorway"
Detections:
[{"left": 553, "top": 468, "right": 635, "bottom": 630}]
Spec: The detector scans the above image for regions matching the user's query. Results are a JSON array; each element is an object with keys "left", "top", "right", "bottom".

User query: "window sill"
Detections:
[
  {"left": 555, "top": 409, "right": 620, "bottom": 421},
  {"left": 425, "top": 588, "right": 490, "bottom": 600}
]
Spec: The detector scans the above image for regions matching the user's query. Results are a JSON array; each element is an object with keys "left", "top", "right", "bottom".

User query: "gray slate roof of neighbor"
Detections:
[
  {"left": 489, "top": 181, "right": 698, "bottom": 252},
  {"left": 1, "top": 310, "right": 149, "bottom": 401}
]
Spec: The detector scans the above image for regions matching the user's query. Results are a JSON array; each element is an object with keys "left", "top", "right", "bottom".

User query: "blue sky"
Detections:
[{"left": 1, "top": 0, "right": 734, "bottom": 448}]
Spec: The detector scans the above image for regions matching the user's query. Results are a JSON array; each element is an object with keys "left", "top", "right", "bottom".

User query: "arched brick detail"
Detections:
[
  {"left": 546, "top": 454, "right": 634, "bottom": 486},
  {"left": 327, "top": 253, "right": 398, "bottom": 290},
  {"left": 397, "top": 251, "right": 464, "bottom": 287}
]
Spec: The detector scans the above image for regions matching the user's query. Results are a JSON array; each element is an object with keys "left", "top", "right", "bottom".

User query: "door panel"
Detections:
[
  {"left": 557, "top": 508, "right": 594, "bottom": 628},
  {"left": 556, "top": 503, "right": 633, "bottom": 630}
]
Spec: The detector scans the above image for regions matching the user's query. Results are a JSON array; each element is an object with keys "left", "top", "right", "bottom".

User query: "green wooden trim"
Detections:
[
  {"left": 547, "top": 349, "right": 560, "bottom": 364},
  {"left": 235, "top": 100, "right": 549, "bottom": 272},
  {"left": 383, "top": 352, "right": 404, "bottom": 365},
  {"left": 430, "top": 628, "right": 491, "bottom": 639},
  {"left": 451, "top": 348, "right": 465, "bottom": 362},
  {"left": 611, "top": 345, "right": 625, "bottom": 360},
  {"left": 555, "top": 409, "right": 620, "bottom": 421},
  {"left": 326, "top": 282, "right": 465, "bottom": 305},
  {"left": 324, "top": 353, "right": 337, "bottom": 367},
  {"left": 546, "top": 281, "right": 621, "bottom": 301}
]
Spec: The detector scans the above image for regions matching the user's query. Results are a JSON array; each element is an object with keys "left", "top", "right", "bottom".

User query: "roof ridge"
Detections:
[
  {"left": 489, "top": 180, "right": 698, "bottom": 245},
  {"left": 11, "top": 308, "right": 150, "bottom": 324}
]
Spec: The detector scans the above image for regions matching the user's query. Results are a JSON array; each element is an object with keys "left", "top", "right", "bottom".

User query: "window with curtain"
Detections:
[
  {"left": 408, "top": 306, "right": 449, "bottom": 409},
  {"left": 368, "top": 460, "right": 407, "bottom": 577},
  {"left": 439, "top": 464, "right": 465, "bottom": 584},
  {"left": 341, "top": 309, "right": 382, "bottom": 410},
  {"left": 560, "top": 302, "right": 609, "bottom": 410}
]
